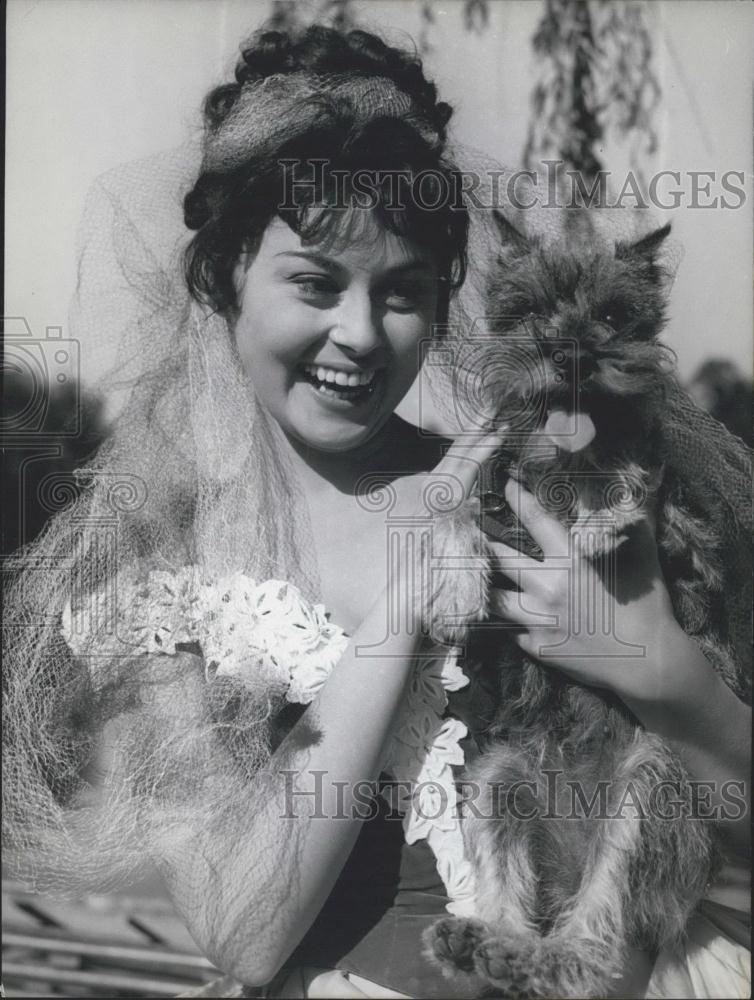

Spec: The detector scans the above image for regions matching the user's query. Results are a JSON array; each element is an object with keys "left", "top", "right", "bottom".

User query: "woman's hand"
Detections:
[
  {"left": 377, "top": 427, "right": 508, "bottom": 634},
  {"left": 489, "top": 478, "right": 751, "bottom": 847},
  {"left": 487, "top": 477, "right": 686, "bottom": 703}
]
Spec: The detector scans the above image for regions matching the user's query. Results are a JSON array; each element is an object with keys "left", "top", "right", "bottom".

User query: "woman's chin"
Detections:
[
  {"left": 282, "top": 379, "right": 396, "bottom": 453},
  {"left": 288, "top": 420, "right": 385, "bottom": 455}
]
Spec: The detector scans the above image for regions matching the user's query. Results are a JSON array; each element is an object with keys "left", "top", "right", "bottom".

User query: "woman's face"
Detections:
[{"left": 232, "top": 213, "right": 440, "bottom": 453}]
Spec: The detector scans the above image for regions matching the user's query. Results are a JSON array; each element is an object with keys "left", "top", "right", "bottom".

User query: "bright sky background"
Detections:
[{"left": 6, "top": 0, "right": 753, "bottom": 399}]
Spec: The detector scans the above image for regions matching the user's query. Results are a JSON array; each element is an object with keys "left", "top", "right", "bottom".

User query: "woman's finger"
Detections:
[
  {"left": 504, "top": 477, "right": 569, "bottom": 557},
  {"left": 489, "top": 587, "right": 556, "bottom": 628},
  {"left": 435, "top": 426, "right": 509, "bottom": 500},
  {"left": 486, "top": 539, "right": 541, "bottom": 575}
]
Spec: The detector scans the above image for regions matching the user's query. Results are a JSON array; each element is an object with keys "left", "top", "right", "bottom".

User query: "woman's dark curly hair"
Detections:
[{"left": 183, "top": 24, "right": 468, "bottom": 318}]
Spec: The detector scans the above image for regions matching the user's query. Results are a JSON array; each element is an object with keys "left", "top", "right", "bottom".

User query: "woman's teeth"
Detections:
[
  {"left": 301, "top": 363, "right": 378, "bottom": 401},
  {"left": 302, "top": 364, "right": 376, "bottom": 387}
]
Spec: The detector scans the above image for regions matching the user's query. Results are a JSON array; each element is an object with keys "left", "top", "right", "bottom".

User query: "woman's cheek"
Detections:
[
  {"left": 239, "top": 298, "right": 324, "bottom": 373},
  {"left": 388, "top": 315, "right": 432, "bottom": 379}
]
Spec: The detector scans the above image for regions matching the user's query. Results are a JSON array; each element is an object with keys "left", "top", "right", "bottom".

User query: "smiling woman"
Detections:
[
  {"left": 177, "top": 51, "right": 468, "bottom": 461},
  {"left": 231, "top": 217, "right": 439, "bottom": 452}
]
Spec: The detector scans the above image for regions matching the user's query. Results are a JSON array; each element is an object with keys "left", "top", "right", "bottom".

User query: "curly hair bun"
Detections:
[
  {"left": 205, "top": 24, "right": 453, "bottom": 143},
  {"left": 185, "top": 22, "right": 466, "bottom": 316}
]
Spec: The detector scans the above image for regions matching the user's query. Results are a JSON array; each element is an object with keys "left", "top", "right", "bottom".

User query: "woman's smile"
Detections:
[
  {"left": 232, "top": 214, "right": 440, "bottom": 453},
  {"left": 297, "top": 361, "right": 382, "bottom": 405}
]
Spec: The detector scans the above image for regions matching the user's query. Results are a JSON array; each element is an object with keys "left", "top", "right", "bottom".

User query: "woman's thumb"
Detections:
[{"left": 433, "top": 426, "right": 508, "bottom": 501}]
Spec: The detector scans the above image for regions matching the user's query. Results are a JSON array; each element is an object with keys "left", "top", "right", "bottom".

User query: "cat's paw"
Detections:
[
  {"left": 428, "top": 504, "right": 492, "bottom": 644},
  {"left": 472, "top": 936, "right": 540, "bottom": 998},
  {"left": 423, "top": 916, "right": 488, "bottom": 974},
  {"left": 525, "top": 938, "right": 617, "bottom": 998}
]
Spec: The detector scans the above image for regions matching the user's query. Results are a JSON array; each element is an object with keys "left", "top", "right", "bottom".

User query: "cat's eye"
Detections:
[
  {"left": 491, "top": 311, "right": 537, "bottom": 333},
  {"left": 596, "top": 302, "right": 631, "bottom": 328}
]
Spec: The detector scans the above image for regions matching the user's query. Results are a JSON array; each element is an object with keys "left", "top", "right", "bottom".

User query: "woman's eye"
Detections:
[{"left": 291, "top": 275, "right": 340, "bottom": 299}]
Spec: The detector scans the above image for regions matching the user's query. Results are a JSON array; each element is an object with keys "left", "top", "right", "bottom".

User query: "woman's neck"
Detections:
[{"left": 271, "top": 415, "right": 441, "bottom": 499}]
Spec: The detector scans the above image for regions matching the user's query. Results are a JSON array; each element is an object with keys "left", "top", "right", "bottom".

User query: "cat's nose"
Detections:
[{"left": 548, "top": 342, "right": 596, "bottom": 382}]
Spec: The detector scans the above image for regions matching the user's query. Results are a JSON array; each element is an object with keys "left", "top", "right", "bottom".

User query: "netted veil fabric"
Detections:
[
  {"left": 202, "top": 72, "right": 441, "bottom": 172},
  {"left": 1, "top": 64, "right": 473, "bottom": 910},
  {"left": 2, "top": 141, "right": 324, "bottom": 895}
]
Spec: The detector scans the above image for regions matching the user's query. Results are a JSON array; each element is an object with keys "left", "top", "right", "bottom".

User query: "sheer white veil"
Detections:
[{"left": 1, "top": 58, "right": 495, "bottom": 897}]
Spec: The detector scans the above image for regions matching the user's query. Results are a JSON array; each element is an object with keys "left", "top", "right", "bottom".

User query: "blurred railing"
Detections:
[{"left": 2, "top": 880, "right": 220, "bottom": 998}]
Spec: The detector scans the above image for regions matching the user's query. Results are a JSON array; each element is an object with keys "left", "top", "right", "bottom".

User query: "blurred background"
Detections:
[{"left": 3, "top": 0, "right": 753, "bottom": 995}]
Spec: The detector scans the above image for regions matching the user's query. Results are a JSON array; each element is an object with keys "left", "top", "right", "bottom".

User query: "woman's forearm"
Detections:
[
  {"left": 622, "top": 625, "right": 751, "bottom": 850},
  {"left": 160, "top": 571, "right": 424, "bottom": 985}
]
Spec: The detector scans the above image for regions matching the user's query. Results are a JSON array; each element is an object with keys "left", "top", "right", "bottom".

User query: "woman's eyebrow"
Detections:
[
  {"left": 274, "top": 250, "right": 345, "bottom": 273},
  {"left": 274, "top": 251, "right": 435, "bottom": 277}
]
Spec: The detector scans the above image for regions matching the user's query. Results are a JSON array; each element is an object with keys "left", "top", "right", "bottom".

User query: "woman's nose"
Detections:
[{"left": 328, "top": 291, "right": 383, "bottom": 357}]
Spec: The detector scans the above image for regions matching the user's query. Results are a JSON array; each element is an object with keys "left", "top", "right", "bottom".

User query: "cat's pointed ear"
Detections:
[
  {"left": 615, "top": 223, "right": 672, "bottom": 261},
  {"left": 492, "top": 209, "right": 529, "bottom": 258},
  {"left": 615, "top": 223, "right": 680, "bottom": 290}
]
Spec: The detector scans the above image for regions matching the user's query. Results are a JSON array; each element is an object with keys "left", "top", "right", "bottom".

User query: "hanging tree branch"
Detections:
[
  {"left": 267, "top": 0, "right": 492, "bottom": 52},
  {"left": 524, "top": 0, "right": 660, "bottom": 190}
]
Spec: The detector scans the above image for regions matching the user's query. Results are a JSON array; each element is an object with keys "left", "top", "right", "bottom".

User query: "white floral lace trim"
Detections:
[
  {"left": 382, "top": 646, "right": 478, "bottom": 915},
  {"left": 61, "top": 567, "right": 348, "bottom": 703},
  {"left": 61, "top": 567, "right": 477, "bottom": 912}
]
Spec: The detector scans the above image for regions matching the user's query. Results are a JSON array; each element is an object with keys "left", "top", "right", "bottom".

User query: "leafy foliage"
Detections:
[
  {"left": 524, "top": 0, "right": 660, "bottom": 185},
  {"left": 463, "top": 0, "right": 490, "bottom": 34},
  {"left": 269, "top": 0, "right": 491, "bottom": 52}
]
